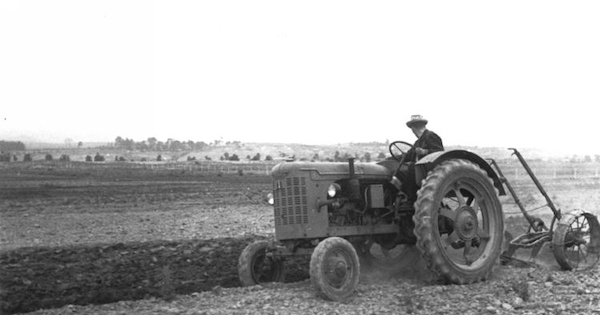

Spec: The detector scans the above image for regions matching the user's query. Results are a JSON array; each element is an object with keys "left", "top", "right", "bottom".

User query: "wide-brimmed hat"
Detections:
[{"left": 406, "top": 115, "right": 428, "bottom": 128}]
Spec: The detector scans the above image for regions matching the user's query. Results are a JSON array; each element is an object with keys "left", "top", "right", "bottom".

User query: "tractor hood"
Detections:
[{"left": 270, "top": 161, "right": 392, "bottom": 182}]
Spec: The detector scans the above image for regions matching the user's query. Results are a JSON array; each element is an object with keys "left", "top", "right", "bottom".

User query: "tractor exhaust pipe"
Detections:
[{"left": 348, "top": 158, "right": 361, "bottom": 200}]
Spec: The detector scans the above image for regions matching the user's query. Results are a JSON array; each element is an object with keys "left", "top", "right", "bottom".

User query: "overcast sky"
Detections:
[{"left": 1, "top": 1, "right": 599, "bottom": 155}]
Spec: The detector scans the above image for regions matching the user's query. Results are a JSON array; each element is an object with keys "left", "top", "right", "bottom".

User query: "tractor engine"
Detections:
[{"left": 324, "top": 158, "right": 397, "bottom": 227}]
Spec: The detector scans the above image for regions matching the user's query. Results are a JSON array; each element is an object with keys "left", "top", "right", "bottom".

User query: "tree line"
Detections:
[{"left": 113, "top": 137, "right": 210, "bottom": 151}]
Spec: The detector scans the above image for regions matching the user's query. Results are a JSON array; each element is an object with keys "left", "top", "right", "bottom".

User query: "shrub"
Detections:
[
  {"left": 24, "top": 153, "right": 33, "bottom": 162},
  {"left": 94, "top": 153, "right": 105, "bottom": 162},
  {"left": 157, "top": 155, "right": 163, "bottom": 162},
  {"left": 59, "top": 154, "right": 70, "bottom": 162},
  {"left": 85, "top": 155, "right": 93, "bottom": 162},
  {"left": 0, "top": 152, "right": 11, "bottom": 162}
]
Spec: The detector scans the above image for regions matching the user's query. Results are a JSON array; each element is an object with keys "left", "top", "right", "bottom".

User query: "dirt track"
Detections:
[{"left": 2, "top": 162, "right": 600, "bottom": 314}]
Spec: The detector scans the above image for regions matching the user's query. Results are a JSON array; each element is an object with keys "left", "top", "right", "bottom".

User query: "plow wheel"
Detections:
[
  {"left": 413, "top": 159, "right": 504, "bottom": 284},
  {"left": 353, "top": 238, "right": 410, "bottom": 271},
  {"left": 238, "top": 241, "right": 285, "bottom": 286},
  {"left": 310, "top": 237, "right": 360, "bottom": 301},
  {"left": 552, "top": 210, "right": 600, "bottom": 271}
]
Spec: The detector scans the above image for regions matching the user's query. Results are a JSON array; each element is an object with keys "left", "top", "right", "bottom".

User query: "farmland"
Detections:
[{"left": 2, "top": 149, "right": 600, "bottom": 314}]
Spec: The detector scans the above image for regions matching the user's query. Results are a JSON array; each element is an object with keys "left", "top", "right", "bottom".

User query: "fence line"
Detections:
[{"left": 6, "top": 160, "right": 600, "bottom": 180}]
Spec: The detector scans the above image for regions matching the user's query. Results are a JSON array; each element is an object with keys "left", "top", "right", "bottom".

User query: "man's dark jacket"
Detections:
[{"left": 404, "top": 129, "right": 444, "bottom": 162}]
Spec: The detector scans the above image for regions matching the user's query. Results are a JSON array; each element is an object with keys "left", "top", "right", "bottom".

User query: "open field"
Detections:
[{"left": 2, "top": 158, "right": 600, "bottom": 314}]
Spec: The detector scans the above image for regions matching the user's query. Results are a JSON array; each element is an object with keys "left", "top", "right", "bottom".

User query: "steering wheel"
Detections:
[{"left": 388, "top": 141, "right": 413, "bottom": 162}]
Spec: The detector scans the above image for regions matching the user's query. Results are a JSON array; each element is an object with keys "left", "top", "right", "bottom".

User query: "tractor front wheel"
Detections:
[
  {"left": 413, "top": 159, "right": 504, "bottom": 284},
  {"left": 310, "top": 237, "right": 360, "bottom": 301}
]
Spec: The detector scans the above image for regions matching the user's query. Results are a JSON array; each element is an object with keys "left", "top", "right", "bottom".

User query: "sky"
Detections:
[{"left": 1, "top": 1, "right": 599, "bottom": 155}]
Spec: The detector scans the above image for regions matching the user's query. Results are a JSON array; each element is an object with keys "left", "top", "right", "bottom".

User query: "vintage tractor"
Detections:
[{"left": 237, "top": 143, "right": 600, "bottom": 300}]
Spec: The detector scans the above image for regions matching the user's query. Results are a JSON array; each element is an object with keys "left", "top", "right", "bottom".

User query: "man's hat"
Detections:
[{"left": 406, "top": 115, "right": 428, "bottom": 128}]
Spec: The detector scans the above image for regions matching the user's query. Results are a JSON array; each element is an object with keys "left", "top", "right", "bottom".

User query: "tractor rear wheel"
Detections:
[
  {"left": 310, "top": 237, "right": 360, "bottom": 301},
  {"left": 413, "top": 159, "right": 504, "bottom": 284},
  {"left": 238, "top": 241, "right": 285, "bottom": 286}
]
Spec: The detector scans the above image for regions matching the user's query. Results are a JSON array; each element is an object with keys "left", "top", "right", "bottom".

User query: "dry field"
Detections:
[{"left": 2, "top": 160, "right": 600, "bottom": 314}]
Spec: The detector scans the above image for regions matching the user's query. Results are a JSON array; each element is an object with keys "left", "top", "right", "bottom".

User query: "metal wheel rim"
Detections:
[
  {"left": 562, "top": 215, "right": 599, "bottom": 270},
  {"left": 434, "top": 178, "right": 500, "bottom": 269},
  {"left": 323, "top": 249, "right": 354, "bottom": 288},
  {"left": 251, "top": 252, "right": 281, "bottom": 283}
]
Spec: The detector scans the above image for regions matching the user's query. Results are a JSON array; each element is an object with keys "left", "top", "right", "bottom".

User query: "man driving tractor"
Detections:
[{"left": 396, "top": 115, "right": 444, "bottom": 203}]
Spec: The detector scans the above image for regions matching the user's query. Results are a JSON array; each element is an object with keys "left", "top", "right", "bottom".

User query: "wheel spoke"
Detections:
[
  {"left": 471, "top": 200, "right": 481, "bottom": 215},
  {"left": 439, "top": 206, "right": 456, "bottom": 221},
  {"left": 453, "top": 185, "right": 466, "bottom": 206},
  {"left": 464, "top": 240, "right": 473, "bottom": 265},
  {"left": 445, "top": 230, "right": 460, "bottom": 246}
]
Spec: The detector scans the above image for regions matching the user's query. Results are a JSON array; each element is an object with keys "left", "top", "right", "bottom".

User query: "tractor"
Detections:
[{"left": 237, "top": 142, "right": 600, "bottom": 301}]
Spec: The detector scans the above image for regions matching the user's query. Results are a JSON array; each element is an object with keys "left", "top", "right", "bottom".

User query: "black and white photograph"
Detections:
[{"left": 1, "top": 1, "right": 600, "bottom": 314}]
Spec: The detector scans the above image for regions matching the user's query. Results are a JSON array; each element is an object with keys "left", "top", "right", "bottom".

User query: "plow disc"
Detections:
[{"left": 552, "top": 210, "right": 600, "bottom": 271}]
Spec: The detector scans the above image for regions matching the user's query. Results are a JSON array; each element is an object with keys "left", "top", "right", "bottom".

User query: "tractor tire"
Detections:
[
  {"left": 238, "top": 241, "right": 285, "bottom": 286},
  {"left": 413, "top": 159, "right": 504, "bottom": 284},
  {"left": 310, "top": 237, "right": 360, "bottom": 301}
]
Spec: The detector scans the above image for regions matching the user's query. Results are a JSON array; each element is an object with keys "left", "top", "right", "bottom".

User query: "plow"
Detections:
[{"left": 495, "top": 149, "right": 600, "bottom": 270}]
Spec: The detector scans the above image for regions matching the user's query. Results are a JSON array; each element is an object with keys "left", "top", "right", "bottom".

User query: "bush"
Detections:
[
  {"left": 24, "top": 153, "right": 33, "bottom": 162},
  {"left": 0, "top": 152, "right": 11, "bottom": 162},
  {"left": 59, "top": 154, "right": 70, "bottom": 162},
  {"left": 45, "top": 154, "right": 53, "bottom": 161},
  {"left": 157, "top": 155, "right": 163, "bottom": 162},
  {"left": 94, "top": 153, "right": 105, "bottom": 162},
  {"left": 85, "top": 155, "right": 93, "bottom": 162}
]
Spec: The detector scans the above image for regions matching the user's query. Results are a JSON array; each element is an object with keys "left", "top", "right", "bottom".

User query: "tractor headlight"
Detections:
[
  {"left": 267, "top": 193, "right": 274, "bottom": 205},
  {"left": 327, "top": 183, "right": 342, "bottom": 198}
]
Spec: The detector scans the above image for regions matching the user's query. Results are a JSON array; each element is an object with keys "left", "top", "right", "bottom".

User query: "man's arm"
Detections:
[{"left": 426, "top": 132, "right": 444, "bottom": 153}]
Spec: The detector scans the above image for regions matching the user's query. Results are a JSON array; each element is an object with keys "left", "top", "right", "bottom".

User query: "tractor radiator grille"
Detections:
[{"left": 273, "top": 177, "right": 308, "bottom": 226}]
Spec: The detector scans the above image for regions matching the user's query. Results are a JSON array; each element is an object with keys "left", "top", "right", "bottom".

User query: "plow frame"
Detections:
[{"left": 490, "top": 148, "right": 600, "bottom": 270}]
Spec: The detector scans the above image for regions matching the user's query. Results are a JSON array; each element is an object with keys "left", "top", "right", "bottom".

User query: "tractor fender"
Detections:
[{"left": 415, "top": 150, "right": 506, "bottom": 196}]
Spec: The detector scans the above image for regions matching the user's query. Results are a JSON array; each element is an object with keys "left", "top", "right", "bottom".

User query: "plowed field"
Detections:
[
  {"left": 2, "top": 161, "right": 600, "bottom": 314},
  {"left": 0, "top": 163, "right": 312, "bottom": 314}
]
